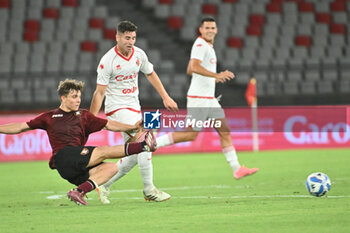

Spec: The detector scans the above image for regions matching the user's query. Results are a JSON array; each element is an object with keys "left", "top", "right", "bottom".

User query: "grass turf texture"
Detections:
[{"left": 0, "top": 149, "right": 349, "bottom": 233}]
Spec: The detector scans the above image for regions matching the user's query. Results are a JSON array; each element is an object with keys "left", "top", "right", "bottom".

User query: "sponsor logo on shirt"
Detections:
[
  {"left": 115, "top": 72, "right": 138, "bottom": 82},
  {"left": 116, "top": 65, "right": 121, "bottom": 70},
  {"left": 122, "top": 86, "right": 137, "bottom": 94},
  {"left": 52, "top": 114, "right": 63, "bottom": 118},
  {"left": 100, "top": 64, "right": 104, "bottom": 69},
  {"left": 143, "top": 110, "right": 161, "bottom": 129},
  {"left": 136, "top": 58, "right": 140, "bottom": 67},
  {"left": 80, "top": 148, "right": 89, "bottom": 155}
]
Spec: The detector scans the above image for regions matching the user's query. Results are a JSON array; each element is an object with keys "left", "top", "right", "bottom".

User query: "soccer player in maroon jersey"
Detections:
[{"left": 0, "top": 79, "right": 157, "bottom": 205}]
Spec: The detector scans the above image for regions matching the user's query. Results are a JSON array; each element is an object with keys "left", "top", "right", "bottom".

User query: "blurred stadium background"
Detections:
[{"left": 0, "top": 0, "right": 349, "bottom": 112}]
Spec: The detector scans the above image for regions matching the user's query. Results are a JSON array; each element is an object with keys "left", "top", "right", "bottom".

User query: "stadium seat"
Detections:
[
  {"left": 322, "top": 70, "right": 338, "bottom": 82},
  {"left": 104, "top": 29, "right": 116, "bottom": 40},
  {"left": 81, "top": 41, "right": 97, "bottom": 52},
  {"left": 266, "top": 2, "right": 282, "bottom": 13},
  {"left": 89, "top": 18, "right": 104, "bottom": 29},
  {"left": 305, "top": 70, "right": 320, "bottom": 81},
  {"left": 283, "top": 81, "right": 299, "bottom": 95},
  {"left": 63, "top": 0, "right": 79, "bottom": 7},
  {"left": 158, "top": 0, "right": 173, "bottom": 4},
  {"left": 23, "top": 30, "right": 39, "bottom": 42},
  {"left": 43, "top": 8, "right": 59, "bottom": 19},
  {"left": 300, "top": 81, "right": 316, "bottom": 94},
  {"left": 246, "top": 25, "right": 263, "bottom": 37},
  {"left": 29, "top": 54, "right": 45, "bottom": 73},
  {"left": 202, "top": 4, "right": 217, "bottom": 15},
  {"left": 330, "top": 24, "right": 346, "bottom": 34},
  {"left": 155, "top": 4, "right": 170, "bottom": 18},
  {"left": 168, "top": 16, "right": 183, "bottom": 29},
  {"left": 316, "top": 13, "right": 332, "bottom": 24},
  {"left": 338, "top": 80, "right": 350, "bottom": 93},
  {"left": 299, "top": 2, "right": 314, "bottom": 12},
  {"left": 227, "top": 37, "right": 243, "bottom": 49},
  {"left": 0, "top": 0, "right": 10, "bottom": 8},
  {"left": 27, "top": 7, "right": 42, "bottom": 19},
  {"left": 250, "top": 14, "right": 265, "bottom": 26},
  {"left": 25, "top": 19, "right": 40, "bottom": 31},
  {"left": 330, "top": 1, "right": 346, "bottom": 12},
  {"left": 317, "top": 81, "right": 334, "bottom": 94},
  {"left": 295, "top": 36, "right": 312, "bottom": 47},
  {"left": 17, "top": 89, "right": 32, "bottom": 103}
]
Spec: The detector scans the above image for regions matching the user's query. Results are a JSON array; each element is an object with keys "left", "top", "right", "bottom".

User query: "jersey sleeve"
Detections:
[
  {"left": 96, "top": 53, "right": 113, "bottom": 86},
  {"left": 84, "top": 110, "right": 108, "bottom": 134},
  {"left": 26, "top": 112, "right": 49, "bottom": 130},
  {"left": 140, "top": 50, "right": 154, "bottom": 75},
  {"left": 190, "top": 39, "right": 206, "bottom": 61}
]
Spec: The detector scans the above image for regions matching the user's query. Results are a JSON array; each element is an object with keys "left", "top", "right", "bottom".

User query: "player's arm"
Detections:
[
  {"left": 189, "top": 58, "right": 235, "bottom": 83},
  {"left": 90, "top": 84, "right": 107, "bottom": 116},
  {"left": 145, "top": 71, "right": 179, "bottom": 113},
  {"left": 0, "top": 122, "right": 31, "bottom": 134},
  {"left": 104, "top": 119, "right": 142, "bottom": 132}
]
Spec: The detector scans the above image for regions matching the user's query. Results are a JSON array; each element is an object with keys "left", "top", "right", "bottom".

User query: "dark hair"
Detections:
[
  {"left": 57, "top": 79, "right": 84, "bottom": 97},
  {"left": 200, "top": 17, "right": 216, "bottom": 26},
  {"left": 117, "top": 20, "right": 138, "bottom": 34}
]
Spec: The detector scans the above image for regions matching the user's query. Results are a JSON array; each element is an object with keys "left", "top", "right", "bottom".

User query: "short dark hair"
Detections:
[
  {"left": 200, "top": 17, "right": 216, "bottom": 26},
  {"left": 117, "top": 21, "right": 138, "bottom": 34},
  {"left": 57, "top": 79, "right": 84, "bottom": 97}
]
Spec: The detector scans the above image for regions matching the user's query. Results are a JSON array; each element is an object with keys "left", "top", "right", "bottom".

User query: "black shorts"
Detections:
[{"left": 53, "top": 146, "right": 101, "bottom": 186}]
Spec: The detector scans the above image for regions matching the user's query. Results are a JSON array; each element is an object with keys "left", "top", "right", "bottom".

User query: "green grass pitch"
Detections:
[{"left": 0, "top": 149, "right": 349, "bottom": 233}]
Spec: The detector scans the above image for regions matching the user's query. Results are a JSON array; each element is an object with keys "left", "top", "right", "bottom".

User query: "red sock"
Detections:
[
  {"left": 77, "top": 179, "right": 96, "bottom": 195},
  {"left": 125, "top": 142, "right": 144, "bottom": 156}
]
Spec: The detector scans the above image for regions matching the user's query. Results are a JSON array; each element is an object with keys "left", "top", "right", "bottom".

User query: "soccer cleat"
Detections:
[
  {"left": 234, "top": 166, "right": 259, "bottom": 180},
  {"left": 67, "top": 189, "right": 88, "bottom": 206},
  {"left": 137, "top": 130, "right": 157, "bottom": 152},
  {"left": 143, "top": 187, "right": 171, "bottom": 202},
  {"left": 96, "top": 185, "right": 111, "bottom": 204}
]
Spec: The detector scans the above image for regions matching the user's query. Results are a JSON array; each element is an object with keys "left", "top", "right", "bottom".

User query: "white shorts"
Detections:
[
  {"left": 106, "top": 109, "right": 142, "bottom": 142},
  {"left": 186, "top": 97, "right": 225, "bottom": 131}
]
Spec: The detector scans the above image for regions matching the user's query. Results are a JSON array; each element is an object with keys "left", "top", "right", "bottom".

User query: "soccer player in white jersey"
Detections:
[
  {"left": 156, "top": 17, "right": 258, "bottom": 179},
  {"left": 90, "top": 21, "right": 178, "bottom": 203}
]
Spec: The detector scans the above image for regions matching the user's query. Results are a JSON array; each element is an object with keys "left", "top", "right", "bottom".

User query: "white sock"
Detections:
[
  {"left": 223, "top": 146, "right": 241, "bottom": 172},
  {"left": 137, "top": 151, "right": 154, "bottom": 193},
  {"left": 156, "top": 133, "right": 174, "bottom": 148},
  {"left": 103, "top": 155, "right": 138, "bottom": 189}
]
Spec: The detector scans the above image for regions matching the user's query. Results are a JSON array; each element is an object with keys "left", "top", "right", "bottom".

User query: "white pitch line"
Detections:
[{"left": 46, "top": 194, "right": 350, "bottom": 200}]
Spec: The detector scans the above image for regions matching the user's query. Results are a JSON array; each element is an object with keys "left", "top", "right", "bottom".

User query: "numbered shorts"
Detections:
[
  {"left": 107, "top": 109, "right": 142, "bottom": 143},
  {"left": 186, "top": 97, "right": 225, "bottom": 131},
  {"left": 53, "top": 146, "right": 100, "bottom": 186}
]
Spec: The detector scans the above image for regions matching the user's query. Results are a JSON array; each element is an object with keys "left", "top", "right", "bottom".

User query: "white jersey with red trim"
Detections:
[
  {"left": 187, "top": 37, "right": 217, "bottom": 98},
  {"left": 96, "top": 46, "right": 153, "bottom": 115}
]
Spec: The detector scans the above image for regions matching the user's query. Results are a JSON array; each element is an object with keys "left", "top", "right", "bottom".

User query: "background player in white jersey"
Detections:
[
  {"left": 156, "top": 17, "right": 258, "bottom": 179},
  {"left": 90, "top": 21, "right": 178, "bottom": 203}
]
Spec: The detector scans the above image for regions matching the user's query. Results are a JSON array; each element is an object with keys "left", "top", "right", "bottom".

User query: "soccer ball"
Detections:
[{"left": 306, "top": 172, "right": 331, "bottom": 197}]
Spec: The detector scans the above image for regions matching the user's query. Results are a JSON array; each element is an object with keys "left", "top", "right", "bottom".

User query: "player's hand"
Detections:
[
  {"left": 133, "top": 119, "right": 143, "bottom": 129},
  {"left": 216, "top": 70, "right": 235, "bottom": 83},
  {"left": 163, "top": 96, "right": 179, "bottom": 113}
]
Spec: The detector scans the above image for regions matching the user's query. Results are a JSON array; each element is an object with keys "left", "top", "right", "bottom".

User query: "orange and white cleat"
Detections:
[{"left": 234, "top": 166, "right": 259, "bottom": 180}]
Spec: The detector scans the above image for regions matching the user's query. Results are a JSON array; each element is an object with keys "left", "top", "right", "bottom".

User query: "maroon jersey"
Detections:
[{"left": 27, "top": 108, "right": 107, "bottom": 155}]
